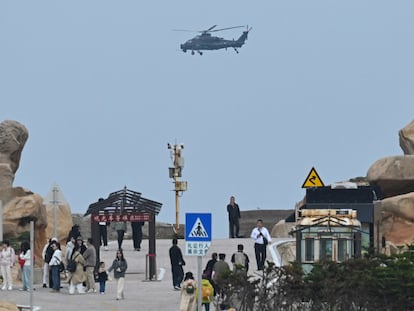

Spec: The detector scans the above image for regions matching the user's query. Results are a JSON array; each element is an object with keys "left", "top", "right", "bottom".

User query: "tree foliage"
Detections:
[{"left": 217, "top": 244, "right": 414, "bottom": 311}]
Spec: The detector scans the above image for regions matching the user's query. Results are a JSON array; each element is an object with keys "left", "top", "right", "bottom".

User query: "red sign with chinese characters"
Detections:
[{"left": 91, "top": 213, "right": 150, "bottom": 222}]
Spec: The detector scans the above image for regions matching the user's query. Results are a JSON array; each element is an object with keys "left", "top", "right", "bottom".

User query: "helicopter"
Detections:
[{"left": 174, "top": 25, "right": 252, "bottom": 55}]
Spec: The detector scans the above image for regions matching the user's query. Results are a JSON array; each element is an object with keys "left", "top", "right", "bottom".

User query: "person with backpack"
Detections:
[
  {"left": 201, "top": 272, "right": 214, "bottom": 311},
  {"left": 231, "top": 244, "right": 250, "bottom": 277},
  {"left": 67, "top": 242, "right": 86, "bottom": 294},
  {"left": 42, "top": 237, "right": 57, "bottom": 288},
  {"left": 179, "top": 271, "right": 197, "bottom": 311}
]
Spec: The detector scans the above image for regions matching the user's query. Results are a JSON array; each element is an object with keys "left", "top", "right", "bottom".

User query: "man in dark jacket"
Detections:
[
  {"left": 227, "top": 196, "right": 241, "bottom": 238},
  {"left": 169, "top": 238, "right": 185, "bottom": 290},
  {"left": 131, "top": 221, "right": 144, "bottom": 251}
]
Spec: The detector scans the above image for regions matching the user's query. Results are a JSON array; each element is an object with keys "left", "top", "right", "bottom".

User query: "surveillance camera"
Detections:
[
  {"left": 167, "top": 143, "right": 171, "bottom": 149},
  {"left": 180, "top": 144, "right": 184, "bottom": 149}
]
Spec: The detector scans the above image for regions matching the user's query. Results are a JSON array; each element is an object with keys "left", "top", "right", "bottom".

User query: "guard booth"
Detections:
[
  {"left": 300, "top": 184, "right": 382, "bottom": 254},
  {"left": 292, "top": 208, "right": 362, "bottom": 274},
  {"left": 84, "top": 186, "right": 162, "bottom": 280}
]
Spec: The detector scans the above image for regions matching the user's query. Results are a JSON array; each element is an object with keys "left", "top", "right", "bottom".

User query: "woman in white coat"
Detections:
[{"left": 0, "top": 241, "right": 16, "bottom": 290}]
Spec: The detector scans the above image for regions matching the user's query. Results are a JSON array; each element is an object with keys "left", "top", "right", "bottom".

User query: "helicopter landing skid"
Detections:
[{"left": 190, "top": 50, "right": 203, "bottom": 55}]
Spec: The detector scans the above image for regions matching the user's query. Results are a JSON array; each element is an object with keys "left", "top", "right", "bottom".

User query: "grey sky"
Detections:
[{"left": 1, "top": 1, "right": 413, "bottom": 238}]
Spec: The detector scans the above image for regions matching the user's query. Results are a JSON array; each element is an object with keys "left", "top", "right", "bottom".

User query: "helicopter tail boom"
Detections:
[{"left": 234, "top": 27, "right": 251, "bottom": 47}]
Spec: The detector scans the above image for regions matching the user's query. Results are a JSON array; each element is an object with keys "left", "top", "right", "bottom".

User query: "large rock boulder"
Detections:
[
  {"left": 0, "top": 187, "right": 47, "bottom": 264},
  {"left": 367, "top": 155, "right": 414, "bottom": 198},
  {"left": 377, "top": 192, "right": 414, "bottom": 246},
  {"left": 399, "top": 119, "right": 414, "bottom": 155},
  {"left": 0, "top": 301, "right": 19, "bottom": 311},
  {"left": 271, "top": 219, "right": 295, "bottom": 238},
  {"left": 0, "top": 120, "right": 28, "bottom": 189},
  {"left": 0, "top": 120, "right": 47, "bottom": 264},
  {"left": 45, "top": 203, "right": 73, "bottom": 242},
  {"left": 239, "top": 210, "right": 293, "bottom": 238}
]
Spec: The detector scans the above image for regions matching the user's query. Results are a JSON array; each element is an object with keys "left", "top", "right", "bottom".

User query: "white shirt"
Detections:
[
  {"left": 49, "top": 249, "right": 62, "bottom": 266},
  {"left": 250, "top": 227, "right": 272, "bottom": 245},
  {"left": 20, "top": 250, "right": 31, "bottom": 266}
]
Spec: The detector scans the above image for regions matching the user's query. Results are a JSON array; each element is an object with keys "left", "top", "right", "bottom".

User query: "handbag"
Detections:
[
  {"left": 59, "top": 261, "right": 65, "bottom": 272},
  {"left": 263, "top": 237, "right": 268, "bottom": 246}
]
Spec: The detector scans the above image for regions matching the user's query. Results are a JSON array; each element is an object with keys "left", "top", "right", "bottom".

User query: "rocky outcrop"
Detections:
[
  {"left": 239, "top": 210, "right": 293, "bottom": 238},
  {"left": 45, "top": 203, "right": 73, "bottom": 242},
  {"left": 376, "top": 193, "right": 414, "bottom": 246},
  {"left": 0, "top": 120, "right": 46, "bottom": 264},
  {"left": 0, "top": 187, "right": 47, "bottom": 261},
  {"left": 399, "top": 119, "right": 414, "bottom": 155},
  {"left": 366, "top": 119, "right": 414, "bottom": 248},
  {"left": 367, "top": 155, "right": 414, "bottom": 198},
  {"left": 0, "top": 120, "right": 28, "bottom": 189},
  {"left": 0, "top": 301, "right": 19, "bottom": 311},
  {"left": 271, "top": 219, "right": 295, "bottom": 238}
]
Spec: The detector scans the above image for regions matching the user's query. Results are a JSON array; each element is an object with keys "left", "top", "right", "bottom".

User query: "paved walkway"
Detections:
[{"left": 1, "top": 238, "right": 262, "bottom": 310}]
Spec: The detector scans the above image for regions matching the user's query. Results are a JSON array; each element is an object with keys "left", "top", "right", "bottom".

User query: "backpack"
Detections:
[
  {"left": 202, "top": 284, "right": 212, "bottom": 302},
  {"left": 44, "top": 245, "right": 54, "bottom": 264},
  {"left": 186, "top": 283, "right": 195, "bottom": 295},
  {"left": 234, "top": 252, "right": 245, "bottom": 270},
  {"left": 67, "top": 253, "right": 79, "bottom": 273}
]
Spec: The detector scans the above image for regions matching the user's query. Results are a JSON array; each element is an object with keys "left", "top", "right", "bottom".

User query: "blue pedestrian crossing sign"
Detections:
[{"left": 185, "top": 213, "right": 212, "bottom": 242}]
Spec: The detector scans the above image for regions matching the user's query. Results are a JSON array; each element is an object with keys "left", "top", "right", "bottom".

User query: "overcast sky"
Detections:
[{"left": 1, "top": 1, "right": 414, "bottom": 238}]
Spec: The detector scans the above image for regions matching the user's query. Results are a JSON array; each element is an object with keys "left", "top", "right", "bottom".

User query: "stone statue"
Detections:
[{"left": 0, "top": 120, "right": 28, "bottom": 189}]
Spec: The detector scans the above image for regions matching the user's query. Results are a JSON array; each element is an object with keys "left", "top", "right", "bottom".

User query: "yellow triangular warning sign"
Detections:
[{"left": 302, "top": 167, "right": 324, "bottom": 188}]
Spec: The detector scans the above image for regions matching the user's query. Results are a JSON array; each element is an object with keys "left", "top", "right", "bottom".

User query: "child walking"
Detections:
[
  {"left": 108, "top": 249, "right": 128, "bottom": 300},
  {"left": 97, "top": 261, "right": 108, "bottom": 294}
]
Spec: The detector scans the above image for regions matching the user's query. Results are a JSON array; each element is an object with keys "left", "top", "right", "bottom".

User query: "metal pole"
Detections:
[
  {"left": 174, "top": 145, "right": 180, "bottom": 231},
  {"left": 0, "top": 200, "right": 3, "bottom": 242},
  {"left": 175, "top": 189, "right": 180, "bottom": 231},
  {"left": 53, "top": 185, "right": 58, "bottom": 239},
  {"left": 376, "top": 220, "right": 380, "bottom": 255},
  {"left": 30, "top": 221, "right": 34, "bottom": 311},
  {"left": 197, "top": 256, "right": 202, "bottom": 311}
]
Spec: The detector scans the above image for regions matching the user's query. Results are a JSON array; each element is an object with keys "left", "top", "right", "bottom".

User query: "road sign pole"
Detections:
[
  {"left": 197, "top": 255, "right": 202, "bottom": 311},
  {"left": 0, "top": 200, "right": 3, "bottom": 242},
  {"left": 30, "top": 220, "right": 34, "bottom": 310}
]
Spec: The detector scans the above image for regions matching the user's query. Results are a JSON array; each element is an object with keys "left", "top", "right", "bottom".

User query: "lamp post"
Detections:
[{"left": 167, "top": 143, "right": 188, "bottom": 232}]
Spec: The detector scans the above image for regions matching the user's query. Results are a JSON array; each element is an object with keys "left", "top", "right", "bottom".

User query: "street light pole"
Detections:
[{"left": 168, "top": 143, "right": 187, "bottom": 232}]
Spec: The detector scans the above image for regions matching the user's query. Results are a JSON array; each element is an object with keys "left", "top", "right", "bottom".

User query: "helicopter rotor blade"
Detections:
[
  {"left": 206, "top": 25, "right": 217, "bottom": 32},
  {"left": 172, "top": 29, "right": 198, "bottom": 33},
  {"left": 209, "top": 25, "right": 245, "bottom": 32}
]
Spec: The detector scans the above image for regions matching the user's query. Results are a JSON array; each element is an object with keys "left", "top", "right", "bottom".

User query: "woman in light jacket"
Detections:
[
  {"left": 0, "top": 241, "right": 16, "bottom": 290},
  {"left": 180, "top": 272, "right": 197, "bottom": 311},
  {"left": 19, "top": 241, "right": 31, "bottom": 291},
  {"left": 108, "top": 249, "right": 128, "bottom": 300},
  {"left": 68, "top": 243, "right": 86, "bottom": 294}
]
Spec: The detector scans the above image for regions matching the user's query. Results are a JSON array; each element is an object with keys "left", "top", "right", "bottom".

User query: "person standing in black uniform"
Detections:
[
  {"left": 131, "top": 221, "right": 144, "bottom": 251},
  {"left": 227, "top": 196, "right": 241, "bottom": 238},
  {"left": 169, "top": 238, "right": 185, "bottom": 290}
]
